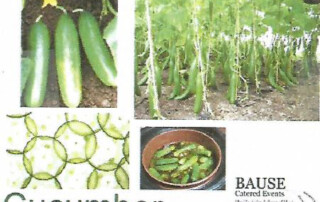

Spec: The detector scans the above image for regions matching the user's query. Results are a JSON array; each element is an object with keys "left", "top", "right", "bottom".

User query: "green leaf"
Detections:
[
  {"left": 69, "top": 158, "right": 86, "bottom": 164},
  {"left": 34, "top": 172, "right": 54, "bottom": 180},
  {"left": 262, "top": 16, "right": 278, "bottom": 28},
  {"left": 87, "top": 170, "right": 99, "bottom": 189},
  {"left": 97, "top": 113, "right": 110, "bottom": 129},
  {"left": 21, "top": 176, "right": 32, "bottom": 189},
  {"left": 7, "top": 112, "right": 31, "bottom": 118},
  {"left": 54, "top": 123, "right": 68, "bottom": 138},
  {"left": 115, "top": 166, "right": 129, "bottom": 189},
  {"left": 85, "top": 135, "right": 97, "bottom": 159},
  {"left": 54, "top": 178, "right": 62, "bottom": 189},
  {"left": 55, "top": 163, "right": 66, "bottom": 176},
  {"left": 24, "top": 137, "right": 37, "bottom": 153},
  {"left": 24, "top": 116, "right": 38, "bottom": 136},
  {"left": 7, "top": 149, "right": 23, "bottom": 155},
  {"left": 23, "top": 156, "right": 33, "bottom": 175},
  {"left": 53, "top": 140, "right": 67, "bottom": 161},
  {"left": 123, "top": 137, "right": 129, "bottom": 163},
  {"left": 68, "top": 121, "right": 94, "bottom": 136},
  {"left": 103, "top": 124, "right": 124, "bottom": 139},
  {"left": 97, "top": 159, "right": 118, "bottom": 171}
]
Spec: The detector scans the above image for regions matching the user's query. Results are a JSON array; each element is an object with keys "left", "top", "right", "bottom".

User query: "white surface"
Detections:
[{"left": 0, "top": 0, "right": 319, "bottom": 202}]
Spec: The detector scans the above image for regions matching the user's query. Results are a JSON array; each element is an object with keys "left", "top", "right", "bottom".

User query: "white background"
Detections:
[{"left": 0, "top": 0, "right": 319, "bottom": 202}]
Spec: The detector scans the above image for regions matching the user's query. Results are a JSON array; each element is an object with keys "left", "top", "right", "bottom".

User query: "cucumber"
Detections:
[
  {"left": 103, "top": 16, "right": 117, "bottom": 64},
  {"left": 21, "top": 58, "right": 33, "bottom": 95},
  {"left": 79, "top": 11, "right": 117, "bottom": 87},
  {"left": 24, "top": 20, "right": 50, "bottom": 107},
  {"left": 55, "top": 14, "right": 82, "bottom": 108}
]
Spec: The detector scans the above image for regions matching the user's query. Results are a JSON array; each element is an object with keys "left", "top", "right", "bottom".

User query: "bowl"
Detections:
[{"left": 142, "top": 129, "right": 222, "bottom": 189}]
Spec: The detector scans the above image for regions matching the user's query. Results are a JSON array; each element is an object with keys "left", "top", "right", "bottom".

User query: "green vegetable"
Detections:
[
  {"left": 199, "top": 156, "right": 209, "bottom": 163},
  {"left": 24, "top": 20, "right": 50, "bottom": 107},
  {"left": 191, "top": 163, "right": 200, "bottom": 182},
  {"left": 227, "top": 72, "right": 238, "bottom": 104},
  {"left": 155, "top": 163, "right": 179, "bottom": 171},
  {"left": 193, "top": 73, "right": 203, "bottom": 114},
  {"left": 199, "top": 158, "right": 214, "bottom": 170},
  {"left": 154, "top": 146, "right": 175, "bottom": 158},
  {"left": 175, "top": 58, "right": 198, "bottom": 100},
  {"left": 197, "top": 146, "right": 212, "bottom": 157},
  {"left": 79, "top": 11, "right": 117, "bottom": 87},
  {"left": 181, "top": 174, "right": 190, "bottom": 184},
  {"left": 149, "top": 168, "right": 162, "bottom": 180},
  {"left": 55, "top": 14, "right": 82, "bottom": 108},
  {"left": 148, "top": 141, "right": 215, "bottom": 184},
  {"left": 134, "top": 49, "right": 141, "bottom": 96},
  {"left": 103, "top": 16, "right": 118, "bottom": 63},
  {"left": 173, "top": 144, "right": 196, "bottom": 157},
  {"left": 21, "top": 58, "right": 33, "bottom": 95},
  {"left": 168, "top": 52, "right": 181, "bottom": 99},
  {"left": 155, "top": 158, "right": 179, "bottom": 165},
  {"left": 178, "top": 156, "right": 198, "bottom": 171}
]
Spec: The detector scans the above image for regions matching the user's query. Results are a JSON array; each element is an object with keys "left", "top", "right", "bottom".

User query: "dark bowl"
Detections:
[{"left": 142, "top": 129, "right": 222, "bottom": 189}]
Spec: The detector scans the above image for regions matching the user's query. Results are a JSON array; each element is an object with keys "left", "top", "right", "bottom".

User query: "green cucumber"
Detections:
[
  {"left": 103, "top": 16, "right": 117, "bottom": 64},
  {"left": 55, "top": 14, "right": 82, "bottom": 108},
  {"left": 79, "top": 11, "right": 117, "bottom": 87},
  {"left": 24, "top": 20, "right": 50, "bottom": 107},
  {"left": 21, "top": 58, "right": 33, "bottom": 95}
]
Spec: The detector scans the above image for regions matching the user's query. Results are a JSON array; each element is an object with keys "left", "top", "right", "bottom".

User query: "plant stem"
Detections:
[
  {"left": 193, "top": 0, "right": 214, "bottom": 117},
  {"left": 145, "top": 0, "right": 163, "bottom": 119}
]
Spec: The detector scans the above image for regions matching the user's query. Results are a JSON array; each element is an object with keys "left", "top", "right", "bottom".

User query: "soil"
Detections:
[
  {"left": 21, "top": 0, "right": 117, "bottom": 108},
  {"left": 135, "top": 64, "right": 320, "bottom": 121}
]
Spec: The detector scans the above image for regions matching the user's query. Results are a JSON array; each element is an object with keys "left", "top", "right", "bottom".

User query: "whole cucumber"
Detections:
[
  {"left": 55, "top": 14, "right": 82, "bottom": 108},
  {"left": 79, "top": 12, "right": 117, "bottom": 87},
  {"left": 24, "top": 20, "right": 50, "bottom": 107}
]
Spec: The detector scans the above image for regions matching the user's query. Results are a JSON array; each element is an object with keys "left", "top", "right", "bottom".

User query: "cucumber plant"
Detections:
[{"left": 135, "top": 0, "right": 319, "bottom": 119}]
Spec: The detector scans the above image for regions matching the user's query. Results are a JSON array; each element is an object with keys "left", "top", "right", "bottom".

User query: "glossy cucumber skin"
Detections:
[
  {"left": 24, "top": 21, "right": 50, "bottom": 107},
  {"left": 55, "top": 14, "right": 82, "bottom": 108},
  {"left": 79, "top": 12, "right": 117, "bottom": 87},
  {"left": 193, "top": 73, "right": 203, "bottom": 114}
]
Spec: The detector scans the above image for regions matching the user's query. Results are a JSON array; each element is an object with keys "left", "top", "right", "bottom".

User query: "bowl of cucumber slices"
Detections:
[{"left": 142, "top": 129, "right": 222, "bottom": 189}]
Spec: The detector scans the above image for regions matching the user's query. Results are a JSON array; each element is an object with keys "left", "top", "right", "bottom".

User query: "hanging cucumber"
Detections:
[
  {"left": 168, "top": 52, "right": 181, "bottom": 100},
  {"left": 134, "top": 49, "right": 141, "bottom": 96},
  {"left": 167, "top": 57, "right": 175, "bottom": 85},
  {"left": 167, "top": 45, "right": 176, "bottom": 85},
  {"left": 24, "top": 20, "right": 50, "bottom": 107},
  {"left": 207, "top": 58, "right": 217, "bottom": 88},
  {"left": 193, "top": 73, "right": 203, "bottom": 114},
  {"left": 247, "top": 46, "right": 256, "bottom": 82},
  {"left": 227, "top": 72, "right": 238, "bottom": 104},
  {"left": 283, "top": 55, "right": 298, "bottom": 84},
  {"left": 148, "top": 83, "right": 157, "bottom": 118},
  {"left": 55, "top": 14, "right": 82, "bottom": 108},
  {"left": 79, "top": 11, "right": 117, "bottom": 87},
  {"left": 267, "top": 55, "right": 284, "bottom": 92},
  {"left": 175, "top": 58, "right": 198, "bottom": 100},
  {"left": 279, "top": 68, "right": 295, "bottom": 87}
]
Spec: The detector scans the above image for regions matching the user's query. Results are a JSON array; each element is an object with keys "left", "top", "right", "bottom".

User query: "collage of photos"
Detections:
[{"left": 0, "top": 0, "right": 319, "bottom": 200}]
